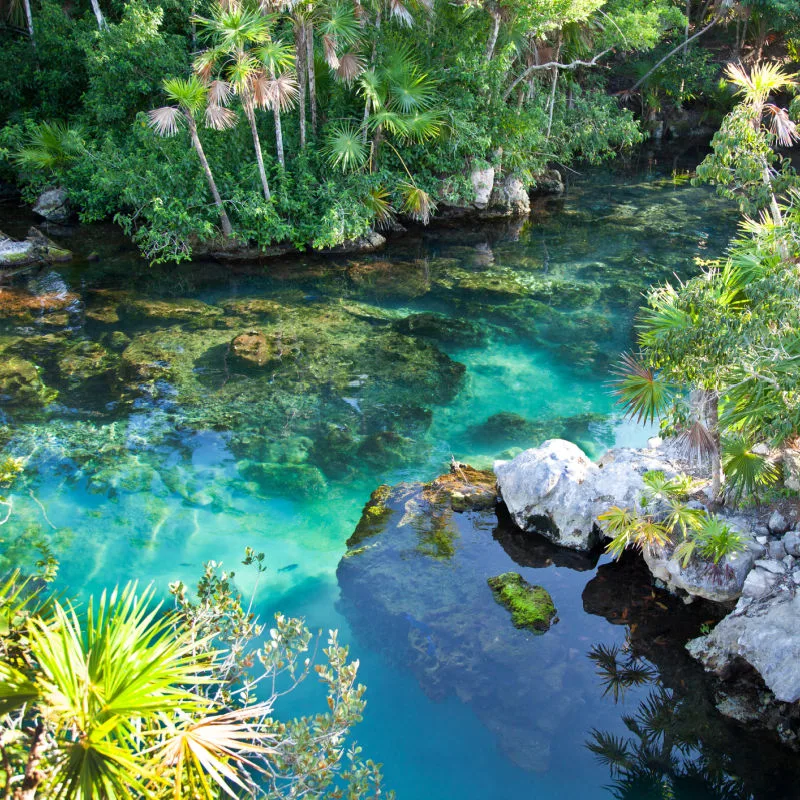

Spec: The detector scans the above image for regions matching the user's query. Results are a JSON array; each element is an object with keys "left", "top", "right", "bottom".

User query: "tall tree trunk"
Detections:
[
  {"left": 362, "top": 9, "right": 380, "bottom": 145},
  {"left": 272, "top": 97, "right": 285, "bottom": 169},
  {"left": 244, "top": 101, "right": 271, "bottom": 201},
  {"left": 706, "top": 390, "right": 722, "bottom": 501},
  {"left": 22, "top": 0, "right": 34, "bottom": 46},
  {"left": 295, "top": 22, "right": 307, "bottom": 149},
  {"left": 89, "top": 0, "right": 107, "bottom": 30},
  {"left": 305, "top": 20, "right": 317, "bottom": 134},
  {"left": 361, "top": 96, "right": 371, "bottom": 144},
  {"left": 186, "top": 114, "right": 233, "bottom": 238},
  {"left": 485, "top": 8, "right": 501, "bottom": 61}
]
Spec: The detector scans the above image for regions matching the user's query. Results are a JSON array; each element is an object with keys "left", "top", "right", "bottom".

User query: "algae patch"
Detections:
[{"left": 488, "top": 572, "right": 557, "bottom": 632}]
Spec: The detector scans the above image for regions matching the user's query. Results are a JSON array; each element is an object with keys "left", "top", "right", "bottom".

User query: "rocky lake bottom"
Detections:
[{"left": 2, "top": 148, "right": 800, "bottom": 798}]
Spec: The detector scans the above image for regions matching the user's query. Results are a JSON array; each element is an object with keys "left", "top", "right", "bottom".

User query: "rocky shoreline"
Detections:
[
  {"left": 1, "top": 166, "right": 564, "bottom": 271},
  {"left": 342, "top": 438, "right": 800, "bottom": 750}
]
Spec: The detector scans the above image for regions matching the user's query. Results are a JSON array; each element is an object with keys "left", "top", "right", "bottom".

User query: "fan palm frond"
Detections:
[
  {"left": 147, "top": 106, "right": 184, "bottom": 137},
  {"left": 363, "top": 185, "right": 395, "bottom": 227},
  {"left": 204, "top": 103, "right": 238, "bottom": 131},
  {"left": 163, "top": 76, "right": 208, "bottom": 115},
  {"left": 336, "top": 51, "right": 365, "bottom": 85},
  {"left": 399, "top": 181, "right": 435, "bottom": 224},
  {"left": 610, "top": 352, "right": 673, "bottom": 425},
  {"left": 322, "top": 122, "right": 368, "bottom": 172},
  {"left": 721, "top": 433, "right": 779, "bottom": 500}
]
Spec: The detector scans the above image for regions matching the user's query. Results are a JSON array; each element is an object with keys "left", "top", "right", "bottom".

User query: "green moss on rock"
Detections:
[
  {"left": 487, "top": 572, "right": 557, "bottom": 632},
  {"left": 348, "top": 485, "right": 393, "bottom": 547}
]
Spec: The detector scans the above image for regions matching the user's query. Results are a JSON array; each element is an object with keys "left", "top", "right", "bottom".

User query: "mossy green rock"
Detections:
[
  {"left": 487, "top": 572, "right": 557, "bottom": 632},
  {"left": 119, "top": 297, "right": 223, "bottom": 329},
  {"left": 0, "top": 356, "right": 56, "bottom": 407}
]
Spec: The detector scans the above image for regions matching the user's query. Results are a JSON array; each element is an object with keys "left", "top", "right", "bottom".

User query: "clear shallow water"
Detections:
[{"left": 2, "top": 150, "right": 797, "bottom": 798}]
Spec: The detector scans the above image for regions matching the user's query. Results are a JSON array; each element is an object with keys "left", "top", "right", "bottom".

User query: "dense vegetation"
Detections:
[{"left": 1, "top": 0, "right": 777, "bottom": 262}]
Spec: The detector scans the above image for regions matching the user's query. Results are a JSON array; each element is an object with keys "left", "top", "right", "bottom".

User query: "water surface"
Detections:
[{"left": 2, "top": 150, "right": 795, "bottom": 799}]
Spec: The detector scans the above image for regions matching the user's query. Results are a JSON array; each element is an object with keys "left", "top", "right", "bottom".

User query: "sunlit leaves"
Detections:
[
  {"left": 611, "top": 352, "right": 673, "bottom": 425},
  {"left": 721, "top": 433, "right": 780, "bottom": 501},
  {"left": 323, "top": 122, "right": 368, "bottom": 172}
]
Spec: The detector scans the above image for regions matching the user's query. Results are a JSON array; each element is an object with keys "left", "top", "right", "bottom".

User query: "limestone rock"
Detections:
[
  {"left": 769, "top": 509, "right": 789, "bottom": 534},
  {"left": 0, "top": 227, "right": 71, "bottom": 269},
  {"left": 768, "top": 538, "right": 787, "bottom": 560},
  {"left": 742, "top": 567, "right": 780, "bottom": 599},
  {"left": 230, "top": 331, "right": 275, "bottom": 367},
  {"left": 489, "top": 175, "right": 531, "bottom": 217},
  {"left": 782, "top": 447, "right": 800, "bottom": 492},
  {"left": 33, "top": 188, "right": 71, "bottom": 222},
  {"left": 643, "top": 529, "right": 760, "bottom": 603},
  {"left": 470, "top": 166, "right": 495, "bottom": 209},
  {"left": 783, "top": 530, "right": 800, "bottom": 557},
  {"left": 494, "top": 439, "right": 679, "bottom": 552},
  {"left": 494, "top": 440, "right": 600, "bottom": 551},
  {"left": 688, "top": 593, "right": 800, "bottom": 703},
  {"left": 531, "top": 169, "right": 565, "bottom": 196}
]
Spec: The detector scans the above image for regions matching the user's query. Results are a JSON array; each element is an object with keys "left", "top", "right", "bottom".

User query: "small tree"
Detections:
[{"left": 696, "top": 62, "right": 799, "bottom": 225}]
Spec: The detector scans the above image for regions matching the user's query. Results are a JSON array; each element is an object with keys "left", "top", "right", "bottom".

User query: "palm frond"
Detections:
[
  {"left": 399, "top": 181, "right": 435, "bottom": 224},
  {"left": 322, "top": 122, "right": 368, "bottom": 172},
  {"left": 721, "top": 433, "right": 779, "bottom": 500},
  {"left": 610, "top": 352, "right": 672, "bottom": 425},
  {"left": 147, "top": 106, "right": 184, "bottom": 137},
  {"left": 204, "top": 104, "right": 238, "bottom": 131},
  {"left": 336, "top": 51, "right": 364, "bottom": 84},
  {"left": 363, "top": 185, "right": 395, "bottom": 227}
]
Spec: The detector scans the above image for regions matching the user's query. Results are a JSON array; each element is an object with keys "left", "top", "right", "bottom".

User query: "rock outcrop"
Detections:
[
  {"left": 33, "top": 188, "right": 71, "bottom": 222},
  {"left": 0, "top": 227, "right": 72, "bottom": 269},
  {"left": 688, "top": 593, "right": 800, "bottom": 703},
  {"left": 494, "top": 439, "right": 679, "bottom": 551}
]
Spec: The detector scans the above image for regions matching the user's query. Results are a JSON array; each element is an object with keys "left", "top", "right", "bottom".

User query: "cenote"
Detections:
[{"left": 2, "top": 150, "right": 799, "bottom": 800}]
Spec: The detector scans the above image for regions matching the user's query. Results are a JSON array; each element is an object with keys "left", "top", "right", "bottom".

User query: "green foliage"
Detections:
[
  {"left": 692, "top": 514, "right": 747, "bottom": 564},
  {"left": 0, "top": 556, "right": 392, "bottom": 800},
  {"left": 599, "top": 471, "right": 746, "bottom": 568},
  {"left": 81, "top": 2, "right": 189, "bottom": 129},
  {"left": 721, "top": 434, "right": 780, "bottom": 501},
  {"left": 0, "top": 0, "right": 686, "bottom": 260},
  {"left": 13, "top": 120, "right": 85, "bottom": 175}
]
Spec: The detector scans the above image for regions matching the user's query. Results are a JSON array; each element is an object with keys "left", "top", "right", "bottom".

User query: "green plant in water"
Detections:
[
  {"left": 0, "top": 456, "right": 24, "bottom": 486},
  {"left": 487, "top": 572, "right": 557, "bottom": 632}
]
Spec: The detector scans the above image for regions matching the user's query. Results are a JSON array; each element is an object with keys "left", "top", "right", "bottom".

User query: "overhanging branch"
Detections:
[{"left": 503, "top": 48, "right": 613, "bottom": 101}]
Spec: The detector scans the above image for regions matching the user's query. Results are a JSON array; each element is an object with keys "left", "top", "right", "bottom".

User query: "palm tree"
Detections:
[
  {"left": 193, "top": 4, "right": 275, "bottom": 201},
  {"left": 256, "top": 38, "right": 299, "bottom": 169},
  {"left": 148, "top": 76, "right": 236, "bottom": 238},
  {"left": 322, "top": 48, "right": 442, "bottom": 224}
]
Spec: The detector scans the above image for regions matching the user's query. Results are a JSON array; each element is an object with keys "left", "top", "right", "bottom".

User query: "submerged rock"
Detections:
[
  {"left": 230, "top": 331, "right": 276, "bottom": 367},
  {"left": 336, "top": 473, "right": 609, "bottom": 771},
  {"left": 0, "top": 228, "right": 71, "bottom": 269},
  {"left": 487, "top": 572, "right": 557, "bottom": 632},
  {"left": 0, "top": 355, "right": 56, "bottom": 407}
]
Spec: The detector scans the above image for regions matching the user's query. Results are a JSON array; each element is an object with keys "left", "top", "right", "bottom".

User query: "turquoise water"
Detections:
[{"left": 2, "top": 151, "right": 796, "bottom": 798}]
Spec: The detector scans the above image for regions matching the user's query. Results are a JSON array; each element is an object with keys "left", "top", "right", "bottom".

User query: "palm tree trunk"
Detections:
[
  {"left": 361, "top": 96, "right": 371, "bottom": 144},
  {"left": 244, "top": 102, "right": 271, "bottom": 201},
  {"left": 273, "top": 105, "right": 285, "bottom": 169},
  {"left": 305, "top": 20, "right": 318, "bottom": 134},
  {"left": 89, "top": 0, "right": 107, "bottom": 30},
  {"left": 186, "top": 114, "right": 233, "bottom": 238},
  {"left": 22, "top": 0, "right": 34, "bottom": 46},
  {"left": 706, "top": 390, "right": 722, "bottom": 501},
  {"left": 295, "top": 22, "right": 307, "bottom": 148},
  {"left": 485, "top": 8, "right": 501, "bottom": 61}
]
